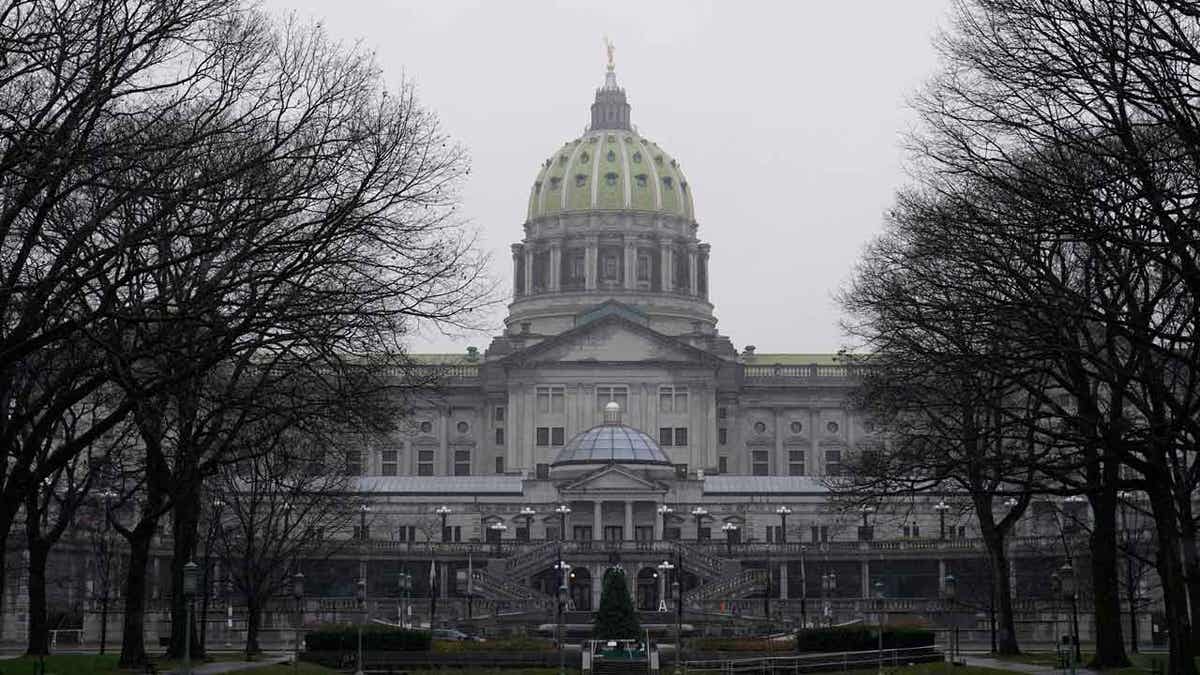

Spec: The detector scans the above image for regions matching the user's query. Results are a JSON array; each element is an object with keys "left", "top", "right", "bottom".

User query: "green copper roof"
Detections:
[{"left": 527, "top": 129, "right": 695, "bottom": 222}]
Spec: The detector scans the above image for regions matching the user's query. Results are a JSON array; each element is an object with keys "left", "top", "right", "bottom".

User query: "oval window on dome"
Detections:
[
  {"left": 575, "top": 173, "right": 588, "bottom": 187},
  {"left": 662, "top": 176, "right": 673, "bottom": 189},
  {"left": 579, "top": 151, "right": 589, "bottom": 163},
  {"left": 632, "top": 152, "right": 642, "bottom": 163},
  {"left": 605, "top": 172, "right": 618, "bottom": 186},
  {"left": 654, "top": 154, "right": 664, "bottom": 164},
  {"left": 635, "top": 174, "right": 647, "bottom": 188},
  {"left": 559, "top": 155, "right": 568, "bottom": 165},
  {"left": 606, "top": 150, "right": 616, "bottom": 162},
  {"left": 549, "top": 177, "right": 562, "bottom": 190}
]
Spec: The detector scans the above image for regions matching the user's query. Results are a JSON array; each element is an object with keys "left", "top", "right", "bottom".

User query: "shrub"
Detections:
[
  {"left": 795, "top": 626, "right": 933, "bottom": 653},
  {"left": 433, "top": 636, "right": 556, "bottom": 653},
  {"left": 304, "top": 624, "right": 431, "bottom": 652},
  {"left": 690, "top": 636, "right": 796, "bottom": 652},
  {"left": 593, "top": 568, "right": 641, "bottom": 639}
]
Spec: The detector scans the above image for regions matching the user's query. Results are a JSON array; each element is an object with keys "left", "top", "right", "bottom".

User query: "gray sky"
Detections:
[{"left": 262, "top": 0, "right": 953, "bottom": 355}]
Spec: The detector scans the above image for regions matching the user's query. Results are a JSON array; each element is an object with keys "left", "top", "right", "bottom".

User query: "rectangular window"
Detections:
[
  {"left": 659, "top": 427, "right": 674, "bottom": 446},
  {"left": 674, "top": 464, "right": 688, "bottom": 479},
  {"left": 536, "top": 463, "right": 550, "bottom": 479},
  {"left": 603, "top": 526, "right": 623, "bottom": 542},
  {"left": 494, "top": 406, "right": 505, "bottom": 422},
  {"left": 718, "top": 456, "right": 728, "bottom": 474},
  {"left": 752, "top": 450, "right": 770, "bottom": 476},
  {"left": 545, "top": 526, "right": 560, "bottom": 541},
  {"left": 718, "top": 407, "right": 728, "bottom": 420},
  {"left": 396, "top": 525, "right": 416, "bottom": 542},
  {"left": 536, "top": 386, "right": 565, "bottom": 414},
  {"left": 635, "top": 526, "right": 654, "bottom": 541},
  {"left": 536, "top": 427, "right": 550, "bottom": 446},
  {"left": 551, "top": 426, "right": 565, "bottom": 446},
  {"left": 516, "top": 526, "right": 530, "bottom": 542},
  {"left": 665, "top": 527, "right": 681, "bottom": 541},
  {"left": 380, "top": 450, "right": 398, "bottom": 476},
  {"left": 718, "top": 428, "right": 727, "bottom": 445},
  {"left": 573, "top": 526, "right": 593, "bottom": 541},
  {"left": 674, "top": 427, "right": 688, "bottom": 446},
  {"left": 495, "top": 428, "right": 505, "bottom": 446},
  {"left": 788, "top": 450, "right": 805, "bottom": 476},
  {"left": 453, "top": 449, "right": 471, "bottom": 476},
  {"left": 658, "top": 386, "right": 688, "bottom": 413},
  {"left": 417, "top": 449, "right": 435, "bottom": 476},
  {"left": 345, "top": 450, "right": 363, "bottom": 476},
  {"left": 495, "top": 456, "right": 505, "bottom": 474},
  {"left": 697, "top": 527, "right": 711, "bottom": 541},
  {"left": 596, "top": 385, "right": 629, "bottom": 411},
  {"left": 825, "top": 449, "right": 842, "bottom": 476}
]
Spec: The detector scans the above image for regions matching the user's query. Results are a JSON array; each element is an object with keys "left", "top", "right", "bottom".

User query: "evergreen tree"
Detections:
[{"left": 593, "top": 567, "right": 641, "bottom": 639}]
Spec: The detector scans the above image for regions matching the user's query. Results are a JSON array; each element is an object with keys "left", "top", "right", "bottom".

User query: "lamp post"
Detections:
[
  {"left": 859, "top": 504, "right": 874, "bottom": 540},
  {"left": 1004, "top": 498, "right": 1019, "bottom": 536},
  {"left": 721, "top": 522, "right": 739, "bottom": 555},
  {"left": 656, "top": 561, "right": 677, "bottom": 669},
  {"left": 1060, "top": 563, "right": 1081, "bottom": 668},
  {"left": 776, "top": 506, "right": 792, "bottom": 543},
  {"left": 182, "top": 561, "right": 199, "bottom": 675},
  {"left": 519, "top": 507, "right": 536, "bottom": 541},
  {"left": 672, "top": 575, "right": 683, "bottom": 675},
  {"left": 555, "top": 504, "right": 571, "bottom": 541},
  {"left": 799, "top": 545, "right": 808, "bottom": 630},
  {"left": 200, "top": 498, "right": 224, "bottom": 652},
  {"left": 658, "top": 504, "right": 674, "bottom": 541},
  {"left": 292, "top": 572, "right": 304, "bottom": 674},
  {"left": 98, "top": 488, "right": 117, "bottom": 654},
  {"left": 934, "top": 501, "right": 950, "bottom": 540},
  {"left": 1118, "top": 490, "right": 1141, "bottom": 653},
  {"left": 873, "top": 579, "right": 885, "bottom": 675},
  {"left": 489, "top": 521, "right": 508, "bottom": 555},
  {"left": 398, "top": 572, "right": 412, "bottom": 628},
  {"left": 355, "top": 577, "right": 367, "bottom": 675},
  {"left": 554, "top": 560, "right": 570, "bottom": 675},
  {"left": 943, "top": 574, "right": 958, "bottom": 664},
  {"left": 690, "top": 507, "right": 708, "bottom": 541},
  {"left": 436, "top": 505, "right": 452, "bottom": 543},
  {"left": 359, "top": 503, "right": 372, "bottom": 541}
]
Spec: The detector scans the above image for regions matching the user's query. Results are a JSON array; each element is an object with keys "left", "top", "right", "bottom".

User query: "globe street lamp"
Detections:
[
  {"left": 182, "top": 561, "right": 199, "bottom": 675},
  {"left": 859, "top": 505, "right": 875, "bottom": 540},
  {"left": 721, "top": 522, "right": 739, "bottom": 555},
  {"left": 554, "top": 504, "right": 571, "bottom": 542},
  {"left": 98, "top": 488, "right": 117, "bottom": 655},
  {"left": 519, "top": 507, "right": 536, "bottom": 542},
  {"left": 554, "top": 560, "right": 571, "bottom": 675},
  {"left": 359, "top": 503, "right": 371, "bottom": 542},
  {"left": 799, "top": 544, "right": 808, "bottom": 630},
  {"left": 658, "top": 504, "right": 674, "bottom": 541},
  {"left": 488, "top": 521, "right": 508, "bottom": 555},
  {"left": 292, "top": 572, "right": 305, "bottom": 674},
  {"left": 821, "top": 572, "right": 837, "bottom": 627},
  {"left": 690, "top": 507, "right": 708, "bottom": 541},
  {"left": 934, "top": 500, "right": 951, "bottom": 540},
  {"left": 398, "top": 572, "right": 413, "bottom": 628},
  {"left": 435, "top": 505, "right": 451, "bottom": 543},
  {"left": 1059, "top": 563, "right": 1081, "bottom": 669},
  {"left": 873, "top": 579, "right": 886, "bottom": 675},
  {"left": 355, "top": 577, "right": 367, "bottom": 675},
  {"left": 776, "top": 506, "right": 792, "bottom": 543},
  {"left": 943, "top": 574, "right": 959, "bottom": 664},
  {"left": 656, "top": 560, "right": 678, "bottom": 671}
]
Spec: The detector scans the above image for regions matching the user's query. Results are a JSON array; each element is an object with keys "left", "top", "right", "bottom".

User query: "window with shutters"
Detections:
[
  {"left": 718, "top": 456, "right": 728, "bottom": 474},
  {"left": 659, "top": 427, "right": 674, "bottom": 446},
  {"left": 494, "top": 406, "right": 505, "bottom": 422},
  {"left": 825, "top": 449, "right": 842, "bottom": 476},
  {"left": 674, "top": 427, "right": 688, "bottom": 446}
]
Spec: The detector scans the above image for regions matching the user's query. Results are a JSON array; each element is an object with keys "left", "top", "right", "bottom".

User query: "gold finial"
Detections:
[{"left": 604, "top": 35, "right": 615, "bottom": 71}]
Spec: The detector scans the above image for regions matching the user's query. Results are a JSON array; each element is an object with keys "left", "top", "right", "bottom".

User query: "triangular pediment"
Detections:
[
  {"left": 560, "top": 465, "right": 666, "bottom": 494},
  {"left": 502, "top": 310, "right": 724, "bottom": 367}
]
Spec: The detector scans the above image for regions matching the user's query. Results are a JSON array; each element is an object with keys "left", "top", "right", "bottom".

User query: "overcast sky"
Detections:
[{"left": 261, "top": 0, "right": 954, "bottom": 355}]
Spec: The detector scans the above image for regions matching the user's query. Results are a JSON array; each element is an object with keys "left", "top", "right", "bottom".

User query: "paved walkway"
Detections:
[
  {"left": 162, "top": 655, "right": 290, "bottom": 674},
  {"left": 961, "top": 654, "right": 1100, "bottom": 675}
]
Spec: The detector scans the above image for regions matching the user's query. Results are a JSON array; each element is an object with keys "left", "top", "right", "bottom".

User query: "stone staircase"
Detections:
[
  {"left": 471, "top": 569, "right": 555, "bottom": 611},
  {"left": 682, "top": 568, "right": 767, "bottom": 605},
  {"left": 504, "top": 540, "right": 561, "bottom": 578},
  {"left": 673, "top": 541, "right": 725, "bottom": 580}
]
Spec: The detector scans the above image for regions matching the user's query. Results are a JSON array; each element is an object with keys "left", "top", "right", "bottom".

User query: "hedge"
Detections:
[
  {"left": 795, "top": 626, "right": 934, "bottom": 653},
  {"left": 304, "top": 624, "right": 431, "bottom": 652},
  {"left": 690, "top": 637, "right": 796, "bottom": 653},
  {"left": 432, "top": 637, "right": 556, "bottom": 653}
]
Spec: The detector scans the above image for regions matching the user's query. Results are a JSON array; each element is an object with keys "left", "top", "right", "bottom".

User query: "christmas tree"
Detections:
[{"left": 592, "top": 567, "right": 642, "bottom": 639}]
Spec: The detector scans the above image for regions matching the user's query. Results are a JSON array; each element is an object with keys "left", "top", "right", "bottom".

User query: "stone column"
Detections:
[
  {"left": 624, "top": 500, "right": 634, "bottom": 541},
  {"left": 774, "top": 408, "right": 785, "bottom": 476},
  {"left": 585, "top": 237, "right": 598, "bottom": 291},
  {"left": 688, "top": 245, "right": 699, "bottom": 295},
  {"left": 699, "top": 243, "right": 711, "bottom": 298},
  {"left": 523, "top": 247, "right": 534, "bottom": 295},
  {"left": 659, "top": 241, "right": 673, "bottom": 292},
  {"left": 511, "top": 244, "right": 523, "bottom": 297},
  {"left": 779, "top": 562, "right": 788, "bottom": 600},
  {"left": 624, "top": 241, "right": 637, "bottom": 290},
  {"left": 861, "top": 560, "right": 870, "bottom": 599},
  {"left": 592, "top": 566, "right": 603, "bottom": 609},
  {"left": 593, "top": 501, "right": 603, "bottom": 541},
  {"left": 938, "top": 559, "right": 946, "bottom": 596},
  {"left": 549, "top": 242, "right": 561, "bottom": 292},
  {"left": 654, "top": 504, "right": 664, "bottom": 540}
]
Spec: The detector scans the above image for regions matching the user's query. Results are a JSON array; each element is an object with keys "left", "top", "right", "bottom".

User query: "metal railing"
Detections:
[
  {"left": 743, "top": 364, "right": 869, "bottom": 380},
  {"left": 684, "top": 645, "right": 940, "bottom": 673},
  {"left": 684, "top": 569, "right": 767, "bottom": 605}
]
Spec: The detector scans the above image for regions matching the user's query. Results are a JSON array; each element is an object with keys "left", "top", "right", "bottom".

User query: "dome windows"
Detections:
[
  {"left": 534, "top": 181, "right": 542, "bottom": 193},
  {"left": 654, "top": 154, "right": 664, "bottom": 165},
  {"left": 632, "top": 152, "right": 642, "bottom": 163},
  {"left": 579, "top": 151, "right": 590, "bottom": 163},
  {"left": 605, "top": 172, "right": 619, "bottom": 186},
  {"left": 606, "top": 150, "right": 616, "bottom": 162},
  {"left": 549, "top": 177, "right": 562, "bottom": 190},
  {"left": 635, "top": 174, "right": 648, "bottom": 188},
  {"left": 559, "top": 155, "right": 568, "bottom": 165},
  {"left": 575, "top": 173, "right": 588, "bottom": 187},
  {"left": 606, "top": 134, "right": 615, "bottom": 142},
  {"left": 662, "top": 176, "right": 674, "bottom": 189}
]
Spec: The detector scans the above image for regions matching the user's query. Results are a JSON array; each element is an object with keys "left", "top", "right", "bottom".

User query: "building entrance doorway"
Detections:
[
  {"left": 636, "top": 567, "right": 660, "bottom": 610},
  {"left": 569, "top": 567, "right": 592, "bottom": 611}
]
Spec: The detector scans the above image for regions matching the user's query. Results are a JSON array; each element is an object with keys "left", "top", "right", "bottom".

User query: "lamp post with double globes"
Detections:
[
  {"left": 397, "top": 572, "right": 413, "bottom": 628},
  {"left": 934, "top": 501, "right": 951, "bottom": 540},
  {"left": 182, "top": 561, "right": 199, "bottom": 675},
  {"left": 690, "top": 507, "right": 708, "bottom": 542},
  {"left": 776, "top": 506, "right": 792, "bottom": 543},
  {"left": 657, "top": 560, "right": 678, "bottom": 672},
  {"left": 554, "top": 560, "right": 571, "bottom": 675},
  {"left": 554, "top": 504, "right": 571, "bottom": 542},
  {"left": 658, "top": 504, "right": 674, "bottom": 541},
  {"left": 519, "top": 507, "right": 536, "bottom": 541},
  {"left": 355, "top": 577, "right": 367, "bottom": 675},
  {"left": 292, "top": 572, "right": 305, "bottom": 674},
  {"left": 1059, "top": 564, "right": 1081, "bottom": 668},
  {"left": 489, "top": 521, "right": 508, "bottom": 555},
  {"left": 821, "top": 572, "right": 837, "bottom": 627},
  {"left": 721, "top": 522, "right": 739, "bottom": 555},
  {"left": 873, "top": 580, "right": 886, "bottom": 675},
  {"left": 435, "top": 505, "right": 452, "bottom": 543}
]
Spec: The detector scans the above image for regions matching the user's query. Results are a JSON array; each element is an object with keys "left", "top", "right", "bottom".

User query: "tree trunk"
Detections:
[
  {"left": 168, "top": 481, "right": 203, "bottom": 659},
  {"left": 118, "top": 527, "right": 154, "bottom": 668},
  {"left": 244, "top": 599, "right": 262, "bottom": 656},
  {"left": 24, "top": 541, "right": 49, "bottom": 656},
  {"left": 1088, "top": 493, "right": 1130, "bottom": 668},
  {"left": 986, "top": 544, "right": 1020, "bottom": 655},
  {"left": 1177, "top": 515, "right": 1200, "bottom": 645},
  {"left": 1148, "top": 485, "right": 1197, "bottom": 675}
]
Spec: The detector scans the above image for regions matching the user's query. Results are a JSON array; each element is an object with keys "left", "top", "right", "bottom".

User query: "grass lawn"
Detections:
[
  {"left": 0, "top": 653, "right": 282, "bottom": 675},
  {"left": 991, "top": 650, "right": 1175, "bottom": 673}
]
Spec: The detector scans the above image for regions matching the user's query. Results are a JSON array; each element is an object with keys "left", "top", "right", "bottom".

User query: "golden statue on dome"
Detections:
[{"left": 604, "top": 36, "right": 615, "bottom": 70}]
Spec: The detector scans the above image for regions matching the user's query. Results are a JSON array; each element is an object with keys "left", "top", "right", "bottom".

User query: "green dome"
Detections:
[{"left": 526, "top": 129, "right": 695, "bottom": 221}]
